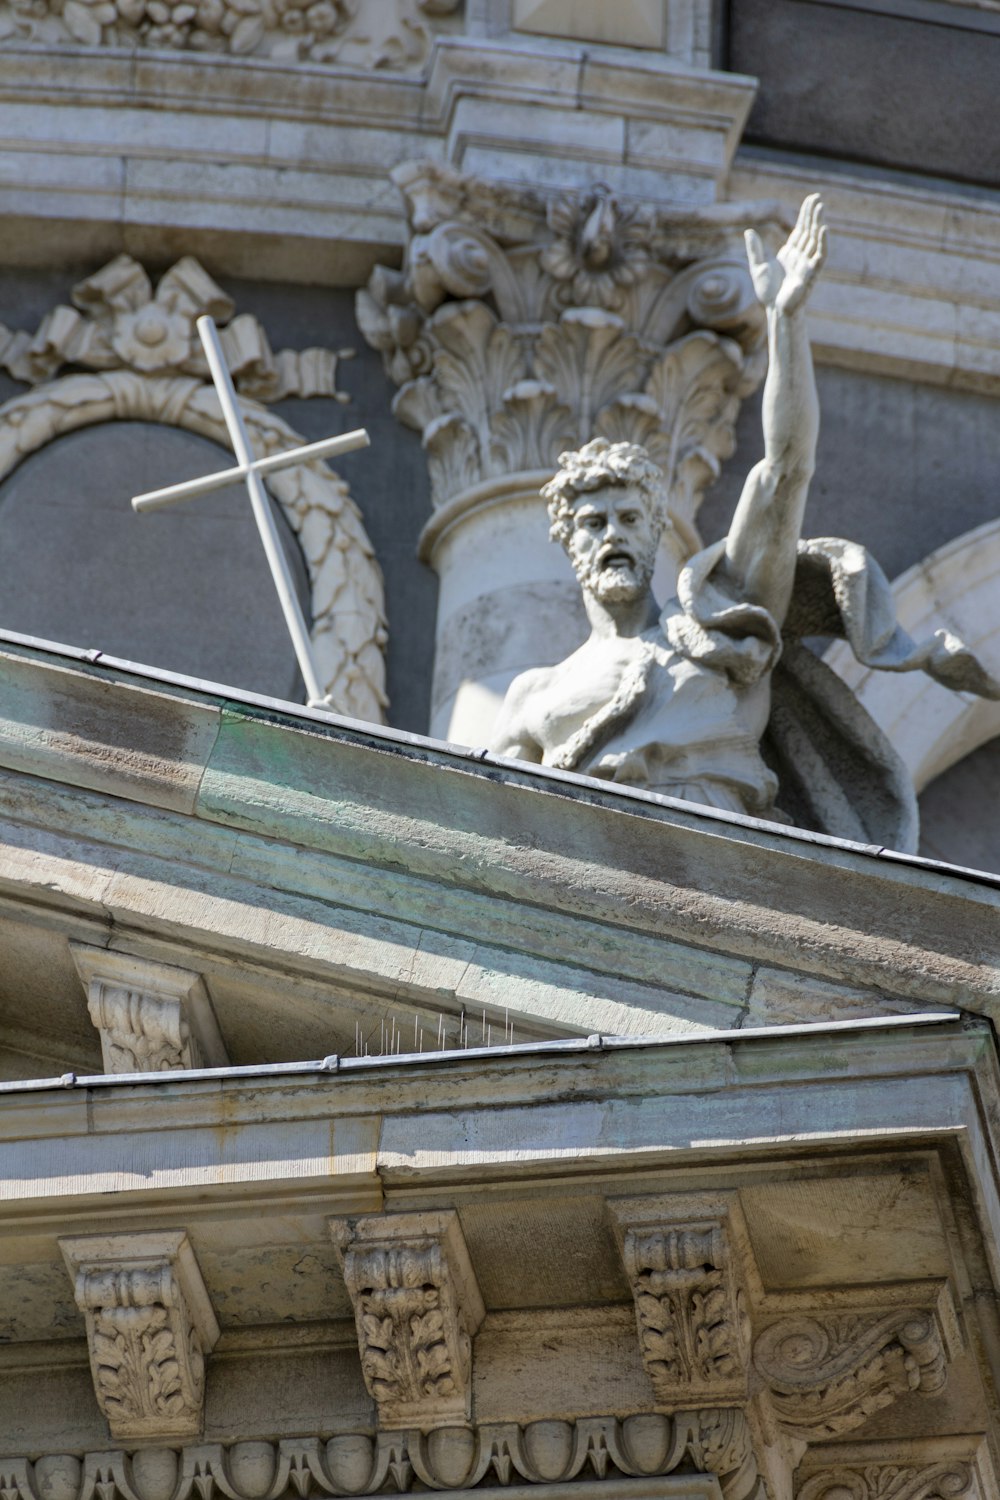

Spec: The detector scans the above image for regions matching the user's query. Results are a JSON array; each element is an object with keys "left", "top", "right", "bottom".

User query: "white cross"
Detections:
[{"left": 131, "top": 315, "right": 370, "bottom": 709}]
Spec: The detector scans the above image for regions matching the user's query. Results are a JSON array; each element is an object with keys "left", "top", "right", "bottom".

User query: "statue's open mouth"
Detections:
[{"left": 600, "top": 550, "right": 636, "bottom": 569}]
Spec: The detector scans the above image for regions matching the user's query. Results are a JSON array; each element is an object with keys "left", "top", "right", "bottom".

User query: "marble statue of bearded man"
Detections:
[{"left": 490, "top": 196, "right": 999, "bottom": 851}]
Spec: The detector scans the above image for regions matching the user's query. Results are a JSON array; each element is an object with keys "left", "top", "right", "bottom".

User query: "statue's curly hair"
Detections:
[{"left": 541, "top": 439, "right": 669, "bottom": 550}]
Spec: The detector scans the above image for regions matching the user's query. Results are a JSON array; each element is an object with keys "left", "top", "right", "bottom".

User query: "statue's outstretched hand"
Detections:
[{"left": 745, "top": 193, "right": 827, "bottom": 316}]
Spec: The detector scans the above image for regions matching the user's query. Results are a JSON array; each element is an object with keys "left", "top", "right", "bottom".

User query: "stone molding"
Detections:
[
  {"left": 610, "top": 1195, "right": 754, "bottom": 1409},
  {"left": 0, "top": 1413, "right": 763, "bottom": 1499},
  {"left": 752, "top": 1282, "right": 962, "bottom": 1442},
  {"left": 70, "top": 945, "right": 228, "bottom": 1072},
  {"left": 0, "top": 0, "right": 463, "bottom": 69},
  {"left": 333, "top": 1210, "right": 486, "bottom": 1430},
  {"left": 359, "top": 159, "right": 781, "bottom": 555},
  {"left": 60, "top": 1231, "right": 220, "bottom": 1442}
]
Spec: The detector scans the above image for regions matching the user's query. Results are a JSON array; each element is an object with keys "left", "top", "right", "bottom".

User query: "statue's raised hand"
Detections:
[{"left": 745, "top": 193, "right": 827, "bottom": 316}]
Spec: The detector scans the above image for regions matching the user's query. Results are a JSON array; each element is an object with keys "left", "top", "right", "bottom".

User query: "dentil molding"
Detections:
[{"left": 60, "top": 1231, "right": 220, "bottom": 1442}]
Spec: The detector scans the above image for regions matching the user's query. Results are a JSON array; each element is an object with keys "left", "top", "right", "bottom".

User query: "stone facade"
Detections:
[{"left": 0, "top": 0, "right": 998, "bottom": 1492}]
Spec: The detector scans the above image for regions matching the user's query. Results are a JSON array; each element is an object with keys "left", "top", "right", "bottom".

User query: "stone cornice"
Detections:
[{"left": 0, "top": 639, "right": 998, "bottom": 1050}]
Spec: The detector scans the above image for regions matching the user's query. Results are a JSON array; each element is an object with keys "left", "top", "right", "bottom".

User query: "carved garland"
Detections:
[
  {"left": 0, "top": 372, "right": 387, "bottom": 722},
  {"left": 0, "top": 0, "right": 462, "bottom": 69}
]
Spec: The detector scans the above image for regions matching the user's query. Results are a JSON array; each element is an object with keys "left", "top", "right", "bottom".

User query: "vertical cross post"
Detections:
[{"left": 131, "top": 316, "right": 370, "bottom": 709}]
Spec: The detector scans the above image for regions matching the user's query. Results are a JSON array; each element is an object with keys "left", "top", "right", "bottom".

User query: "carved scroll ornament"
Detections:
[
  {"left": 753, "top": 1293, "right": 959, "bottom": 1442},
  {"left": 0, "top": 255, "right": 387, "bottom": 721},
  {"left": 797, "top": 1464, "right": 976, "bottom": 1500},
  {"left": 358, "top": 161, "right": 786, "bottom": 554}
]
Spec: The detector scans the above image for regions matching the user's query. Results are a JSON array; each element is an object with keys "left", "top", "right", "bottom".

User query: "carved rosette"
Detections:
[
  {"left": 753, "top": 1285, "right": 962, "bottom": 1442},
  {"left": 71, "top": 946, "right": 229, "bottom": 1073},
  {"left": 60, "top": 1231, "right": 220, "bottom": 1442},
  {"left": 334, "top": 1211, "right": 485, "bottom": 1430},
  {"left": 357, "top": 160, "right": 784, "bottom": 555}
]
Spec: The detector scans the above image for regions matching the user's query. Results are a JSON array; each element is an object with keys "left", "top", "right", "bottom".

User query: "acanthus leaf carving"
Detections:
[
  {"left": 754, "top": 1288, "right": 961, "bottom": 1442},
  {"left": 333, "top": 1211, "right": 485, "bottom": 1431},
  {"left": 60, "top": 1232, "right": 219, "bottom": 1443},
  {"left": 358, "top": 161, "right": 784, "bottom": 545},
  {"left": 71, "top": 946, "right": 229, "bottom": 1073},
  {"left": 613, "top": 1199, "right": 753, "bottom": 1408}
]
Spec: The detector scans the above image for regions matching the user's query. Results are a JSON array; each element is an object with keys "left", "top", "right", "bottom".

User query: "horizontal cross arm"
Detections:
[{"left": 131, "top": 428, "right": 370, "bottom": 513}]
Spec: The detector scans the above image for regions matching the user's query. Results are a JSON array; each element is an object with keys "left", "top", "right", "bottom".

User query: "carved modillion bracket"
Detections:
[
  {"left": 610, "top": 1193, "right": 756, "bottom": 1410},
  {"left": 60, "top": 1230, "right": 219, "bottom": 1442},
  {"left": 332, "top": 1210, "right": 486, "bottom": 1431},
  {"left": 753, "top": 1280, "right": 964, "bottom": 1444},
  {"left": 70, "top": 946, "right": 229, "bottom": 1073}
]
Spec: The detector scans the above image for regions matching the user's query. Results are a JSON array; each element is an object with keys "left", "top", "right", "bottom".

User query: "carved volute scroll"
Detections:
[
  {"left": 70, "top": 945, "right": 228, "bottom": 1073},
  {"left": 332, "top": 1210, "right": 485, "bottom": 1431},
  {"left": 0, "top": 255, "right": 388, "bottom": 722},
  {"left": 753, "top": 1283, "right": 963, "bottom": 1442},
  {"left": 60, "top": 1231, "right": 219, "bottom": 1442}
]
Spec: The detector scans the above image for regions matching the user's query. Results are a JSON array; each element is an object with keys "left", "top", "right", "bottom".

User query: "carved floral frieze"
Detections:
[
  {"left": 334, "top": 1211, "right": 485, "bottom": 1430},
  {"left": 0, "top": 0, "right": 462, "bottom": 68},
  {"left": 60, "top": 1232, "right": 220, "bottom": 1442},
  {"left": 357, "top": 161, "right": 786, "bottom": 551}
]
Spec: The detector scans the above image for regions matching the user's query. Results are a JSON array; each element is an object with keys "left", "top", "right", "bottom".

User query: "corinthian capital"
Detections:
[{"left": 358, "top": 160, "right": 784, "bottom": 551}]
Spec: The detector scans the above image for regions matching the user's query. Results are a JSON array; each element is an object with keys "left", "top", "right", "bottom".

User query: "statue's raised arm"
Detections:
[
  {"left": 714, "top": 194, "right": 827, "bottom": 627},
  {"left": 489, "top": 191, "right": 998, "bottom": 851}
]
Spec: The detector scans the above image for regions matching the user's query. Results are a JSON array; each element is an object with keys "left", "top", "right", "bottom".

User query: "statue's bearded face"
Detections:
[{"left": 565, "top": 483, "right": 659, "bottom": 603}]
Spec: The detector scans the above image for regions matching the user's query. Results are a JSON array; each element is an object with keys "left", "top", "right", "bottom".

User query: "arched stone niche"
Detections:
[
  {"left": 0, "top": 372, "right": 387, "bottom": 720},
  {"left": 0, "top": 420, "right": 308, "bottom": 702},
  {"left": 826, "top": 516, "right": 1000, "bottom": 869}
]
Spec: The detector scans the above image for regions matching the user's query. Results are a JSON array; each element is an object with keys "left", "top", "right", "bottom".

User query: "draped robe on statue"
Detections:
[{"left": 544, "top": 537, "right": 1000, "bottom": 852}]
